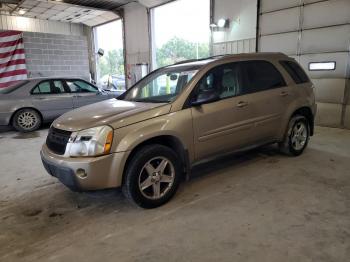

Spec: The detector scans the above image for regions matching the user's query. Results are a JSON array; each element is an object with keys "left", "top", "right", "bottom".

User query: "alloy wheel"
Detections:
[{"left": 138, "top": 157, "right": 175, "bottom": 200}]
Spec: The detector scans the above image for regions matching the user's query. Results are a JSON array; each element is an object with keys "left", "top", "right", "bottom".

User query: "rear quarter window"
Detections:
[
  {"left": 241, "top": 60, "right": 286, "bottom": 94},
  {"left": 280, "top": 61, "right": 310, "bottom": 84}
]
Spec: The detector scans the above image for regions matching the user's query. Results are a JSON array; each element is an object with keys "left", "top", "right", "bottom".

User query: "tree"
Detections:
[
  {"left": 156, "top": 37, "right": 209, "bottom": 68},
  {"left": 98, "top": 49, "right": 124, "bottom": 77}
]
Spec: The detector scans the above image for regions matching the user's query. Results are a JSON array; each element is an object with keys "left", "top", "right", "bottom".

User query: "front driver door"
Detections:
[
  {"left": 65, "top": 79, "right": 107, "bottom": 108},
  {"left": 191, "top": 62, "right": 258, "bottom": 161}
]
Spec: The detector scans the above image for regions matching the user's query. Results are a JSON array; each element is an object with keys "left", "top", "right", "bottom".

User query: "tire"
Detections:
[
  {"left": 279, "top": 115, "right": 310, "bottom": 156},
  {"left": 122, "top": 144, "right": 182, "bottom": 209},
  {"left": 12, "top": 109, "right": 42, "bottom": 132}
]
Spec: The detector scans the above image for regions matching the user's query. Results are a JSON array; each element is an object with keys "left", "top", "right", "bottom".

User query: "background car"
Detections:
[
  {"left": 0, "top": 78, "right": 117, "bottom": 132},
  {"left": 99, "top": 74, "right": 126, "bottom": 97}
]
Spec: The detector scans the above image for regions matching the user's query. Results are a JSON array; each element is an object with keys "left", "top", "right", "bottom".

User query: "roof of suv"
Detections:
[{"left": 167, "top": 52, "right": 290, "bottom": 69}]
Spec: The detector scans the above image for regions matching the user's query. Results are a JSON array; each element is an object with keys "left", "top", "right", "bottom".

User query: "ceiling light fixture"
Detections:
[
  {"left": 18, "top": 9, "right": 27, "bottom": 15},
  {"left": 217, "top": 18, "right": 229, "bottom": 28}
]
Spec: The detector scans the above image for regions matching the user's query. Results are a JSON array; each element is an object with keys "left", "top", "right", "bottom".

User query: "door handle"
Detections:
[
  {"left": 280, "top": 91, "right": 289, "bottom": 97},
  {"left": 237, "top": 101, "right": 248, "bottom": 108}
]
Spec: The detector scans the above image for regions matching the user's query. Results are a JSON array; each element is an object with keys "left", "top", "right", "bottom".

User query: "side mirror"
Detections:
[{"left": 191, "top": 90, "right": 220, "bottom": 106}]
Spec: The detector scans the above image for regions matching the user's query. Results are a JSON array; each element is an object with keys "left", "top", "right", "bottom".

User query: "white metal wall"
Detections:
[
  {"left": 213, "top": 38, "right": 256, "bottom": 55},
  {"left": 258, "top": 0, "right": 350, "bottom": 128}
]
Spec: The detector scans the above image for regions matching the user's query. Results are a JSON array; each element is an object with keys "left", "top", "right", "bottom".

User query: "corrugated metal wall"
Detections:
[
  {"left": 213, "top": 38, "right": 256, "bottom": 56},
  {"left": 258, "top": 0, "right": 350, "bottom": 128},
  {"left": 0, "top": 15, "right": 85, "bottom": 36}
]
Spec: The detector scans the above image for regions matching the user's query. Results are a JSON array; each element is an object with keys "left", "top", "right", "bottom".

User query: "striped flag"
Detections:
[{"left": 0, "top": 31, "right": 27, "bottom": 89}]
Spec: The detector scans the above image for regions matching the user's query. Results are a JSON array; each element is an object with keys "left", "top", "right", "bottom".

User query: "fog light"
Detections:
[{"left": 76, "top": 168, "right": 87, "bottom": 179}]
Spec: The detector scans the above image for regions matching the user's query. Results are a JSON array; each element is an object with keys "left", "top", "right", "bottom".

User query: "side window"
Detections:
[
  {"left": 66, "top": 80, "right": 98, "bottom": 93},
  {"left": 280, "top": 61, "right": 310, "bottom": 84},
  {"left": 52, "top": 80, "right": 65, "bottom": 93},
  {"left": 31, "top": 81, "right": 51, "bottom": 94},
  {"left": 196, "top": 62, "right": 243, "bottom": 99},
  {"left": 242, "top": 61, "right": 286, "bottom": 94}
]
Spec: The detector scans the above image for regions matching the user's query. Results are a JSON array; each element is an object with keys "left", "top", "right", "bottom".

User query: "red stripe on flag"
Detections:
[
  {"left": 0, "top": 38, "right": 23, "bottom": 48},
  {"left": 0, "top": 59, "right": 26, "bottom": 69},
  {"left": 0, "top": 31, "right": 21, "bottom": 37},
  {"left": 0, "top": 48, "right": 25, "bottom": 59},
  {"left": 0, "top": 80, "right": 23, "bottom": 88},
  {"left": 0, "top": 69, "right": 27, "bottom": 78}
]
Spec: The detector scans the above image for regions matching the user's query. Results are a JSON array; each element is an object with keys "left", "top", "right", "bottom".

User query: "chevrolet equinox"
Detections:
[{"left": 41, "top": 53, "right": 317, "bottom": 208}]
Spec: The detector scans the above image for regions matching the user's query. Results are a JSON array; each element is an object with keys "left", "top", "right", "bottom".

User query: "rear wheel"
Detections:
[
  {"left": 12, "top": 109, "right": 41, "bottom": 132},
  {"left": 279, "top": 115, "right": 310, "bottom": 156},
  {"left": 122, "top": 144, "right": 181, "bottom": 208}
]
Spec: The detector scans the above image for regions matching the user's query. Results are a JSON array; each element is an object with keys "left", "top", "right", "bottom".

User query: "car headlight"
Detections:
[{"left": 68, "top": 126, "right": 113, "bottom": 157}]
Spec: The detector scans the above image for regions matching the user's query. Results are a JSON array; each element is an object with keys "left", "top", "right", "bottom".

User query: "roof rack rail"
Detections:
[{"left": 172, "top": 55, "right": 227, "bottom": 66}]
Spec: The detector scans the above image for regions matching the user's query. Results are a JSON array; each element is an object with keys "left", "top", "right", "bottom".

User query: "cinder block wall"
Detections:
[{"left": 23, "top": 32, "right": 90, "bottom": 80}]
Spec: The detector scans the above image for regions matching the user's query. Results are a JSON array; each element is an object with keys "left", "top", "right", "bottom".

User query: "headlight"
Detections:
[{"left": 68, "top": 126, "right": 113, "bottom": 157}]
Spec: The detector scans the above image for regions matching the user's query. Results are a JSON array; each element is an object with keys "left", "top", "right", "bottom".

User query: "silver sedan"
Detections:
[{"left": 0, "top": 78, "right": 119, "bottom": 132}]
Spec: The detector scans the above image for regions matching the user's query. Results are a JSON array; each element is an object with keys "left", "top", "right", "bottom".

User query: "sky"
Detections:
[
  {"left": 95, "top": 0, "right": 210, "bottom": 52},
  {"left": 153, "top": 0, "right": 210, "bottom": 47},
  {"left": 95, "top": 20, "right": 124, "bottom": 52}
]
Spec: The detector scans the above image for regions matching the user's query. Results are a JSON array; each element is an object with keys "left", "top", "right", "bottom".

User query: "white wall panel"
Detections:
[
  {"left": 212, "top": 38, "right": 256, "bottom": 56},
  {"left": 259, "top": 0, "right": 350, "bottom": 128},
  {"left": 260, "top": 7, "right": 300, "bottom": 35},
  {"left": 315, "top": 102, "right": 343, "bottom": 127},
  {"left": 261, "top": 0, "right": 300, "bottom": 13},
  {"left": 260, "top": 32, "right": 299, "bottom": 55},
  {"left": 301, "top": 25, "right": 350, "bottom": 54},
  {"left": 303, "top": 0, "right": 350, "bottom": 29},
  {"left": 313, "top": 78, "right": 346, "bottom": 104}
]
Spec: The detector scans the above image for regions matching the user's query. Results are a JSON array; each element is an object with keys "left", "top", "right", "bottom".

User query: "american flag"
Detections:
[{"left": 0, "top": 31, "right": 27, "bottom": 89}]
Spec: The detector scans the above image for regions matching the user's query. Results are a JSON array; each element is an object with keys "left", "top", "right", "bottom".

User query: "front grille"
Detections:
[{"left": 46, "top": 127, "right": 72, "bottom": 155}]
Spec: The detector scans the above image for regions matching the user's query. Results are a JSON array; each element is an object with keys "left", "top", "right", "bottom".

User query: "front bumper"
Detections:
[{"left": 41, "top": 144, "right": 129, "bottom": 191}]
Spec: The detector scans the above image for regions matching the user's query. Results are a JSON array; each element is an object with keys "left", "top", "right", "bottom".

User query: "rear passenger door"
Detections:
[
  {"left": 65, "top": 79, "right": 107, "bottom": 108},
  {"left": 31, "top": 80, "right": 74, "bottom": 120},
  {"left": 240, "top": 60, "right": 293, "bottom": 142}
]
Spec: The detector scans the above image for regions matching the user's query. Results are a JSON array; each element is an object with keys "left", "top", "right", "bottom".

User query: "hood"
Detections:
[{"left": 53, "top": 99, "right": 172, "bottom": 131}]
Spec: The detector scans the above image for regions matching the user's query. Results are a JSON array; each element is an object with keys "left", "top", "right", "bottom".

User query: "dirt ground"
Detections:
[{"left": 0, "top": 126, "right": 349, "bottom": 262}]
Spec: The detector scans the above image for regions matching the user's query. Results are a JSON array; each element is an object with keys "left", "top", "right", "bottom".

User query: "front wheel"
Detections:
[
  {"left": 279, "top": 115, "right": 310, "bottom": 156},
  {"left": 122, "top": 144, "right": 182, "bottom": 208}
]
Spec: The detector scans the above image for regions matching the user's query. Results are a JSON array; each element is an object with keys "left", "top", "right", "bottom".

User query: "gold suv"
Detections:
[{"left": 41, "top": 53, "right": 317, "bottom": 208}]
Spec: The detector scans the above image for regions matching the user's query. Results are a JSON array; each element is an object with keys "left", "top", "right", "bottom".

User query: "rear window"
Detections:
[
  {"left": 241, "top": 60, "right": 286, "bottom": 94},
  {"left": 0, "top": 80, "right": 28, "bottom": 94},
  {"left": 280, "top": 61, "right": 309, "bottom": 84}
]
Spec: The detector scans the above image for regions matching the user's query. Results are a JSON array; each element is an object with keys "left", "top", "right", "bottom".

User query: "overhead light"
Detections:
[
  {"left": 18, "top": 9, "right": 27, "bottom": 15},
  {"left": 309, "top": 62, "right": 336, "bottom": 71},
  {"left": 217, "top": 18, "right": 229, "bottom": 28},
  {"left": 210, "top": 23, "right": 217, "bottom": 28}
]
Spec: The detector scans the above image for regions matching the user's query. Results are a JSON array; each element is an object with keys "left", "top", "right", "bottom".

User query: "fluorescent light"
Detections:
[
  {"left": 18, "top": 9, "right": 27, "bottom": 15},
  {"left": 309, "top": 62, "right": 336, "bottom": 71},
  {"left": 217, "top": 19, "right": 226, "bottom": 28}
]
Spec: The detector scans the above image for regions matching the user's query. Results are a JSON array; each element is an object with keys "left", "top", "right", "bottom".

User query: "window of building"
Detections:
[{"left": 151, "top": 0, "right": 210, "bottom": 69}]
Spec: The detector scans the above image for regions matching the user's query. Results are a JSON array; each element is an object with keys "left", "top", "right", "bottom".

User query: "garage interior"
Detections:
[{"left": 0, "top": 0, "right": 350, "bottom": 261}]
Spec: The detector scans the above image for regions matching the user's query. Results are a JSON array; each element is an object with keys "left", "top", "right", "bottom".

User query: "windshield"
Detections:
[
  {"left": 120, "top": 66, "right": 200, "bottom": 103},
  {"left": 0, "top": 80, "right": 28, "bottom": 94}
]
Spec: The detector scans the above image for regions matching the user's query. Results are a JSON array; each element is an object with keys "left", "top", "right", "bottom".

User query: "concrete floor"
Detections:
[{"left": 0, "top": 127, "right": 349, "bottom": 262}]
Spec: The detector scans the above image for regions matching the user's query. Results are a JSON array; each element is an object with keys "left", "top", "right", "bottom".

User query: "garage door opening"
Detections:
[
  {"left": 151, "top": 0, "right": 210, "bottom": 69},
  {"left": 94, "top": 20, "right": 125, "bottom": 92}
]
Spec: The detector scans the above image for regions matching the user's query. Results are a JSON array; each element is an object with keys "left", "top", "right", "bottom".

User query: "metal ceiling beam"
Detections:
[{"left": 0, "top": 0, "right": 20, "bottom": 4}]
